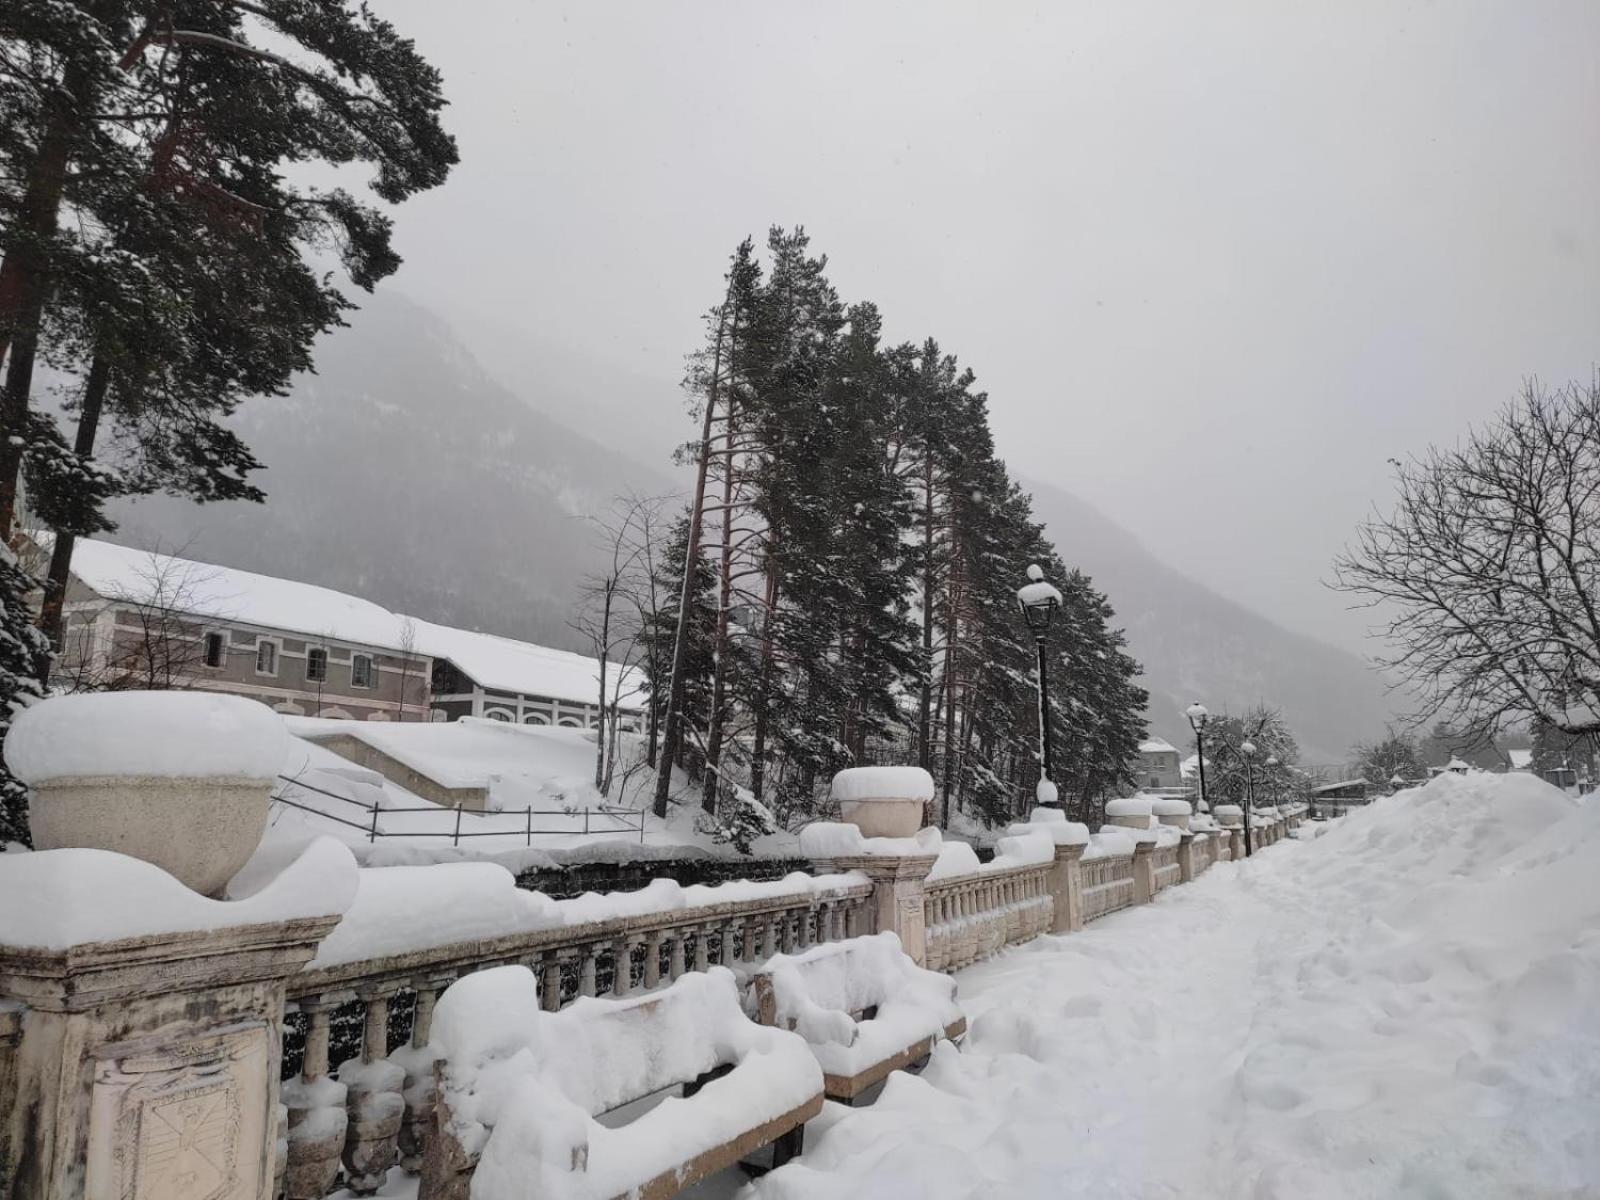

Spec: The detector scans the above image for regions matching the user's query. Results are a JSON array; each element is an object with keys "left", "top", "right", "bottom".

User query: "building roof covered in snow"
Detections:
[
  {"left": 1139, "top": 737, "right": 1180, "bottom": 755},
  {"left": 65, "top": 538, "right": 639, "bottom": 711}
]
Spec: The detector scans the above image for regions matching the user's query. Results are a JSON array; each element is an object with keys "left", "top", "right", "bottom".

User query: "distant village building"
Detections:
[
  {"left": 53, "top": 538, "right": 640, "bottom": 730},
  {"left": 1135, "top": 737, "right": 1183, "bottom": 790},
  {"left": 1311, "top": 778, "right": 1369, "bottom": 816}
]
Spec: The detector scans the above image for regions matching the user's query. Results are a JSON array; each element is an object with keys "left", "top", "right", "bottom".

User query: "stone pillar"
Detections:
[
  {"left": 1229, "top": 827, "right": 1245, "bottom": 859},
  {"left": 0, "top": 915, "right": 342, "bottom": 1200},
  {"left": 1048, "top": 843, "right": 1086, "bottom": 933},
  {"left": 1177, "top": 832, "right": 1196, "bottom": 883},
  {"left": 1131, "top": 842, "right": 1156, "bottom": 905},
  {"left": 828, "top": 854, "right": 938, "bottom": 966}
]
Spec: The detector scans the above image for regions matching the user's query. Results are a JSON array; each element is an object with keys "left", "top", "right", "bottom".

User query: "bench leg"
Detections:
[{"left": 771, "top": 1123, "right": 805, "bottom": 1169}]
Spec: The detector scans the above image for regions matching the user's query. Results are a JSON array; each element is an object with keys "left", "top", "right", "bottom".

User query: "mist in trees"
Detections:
[{"left": 647, "top": 229, "right": 1148, "bottom": 832}]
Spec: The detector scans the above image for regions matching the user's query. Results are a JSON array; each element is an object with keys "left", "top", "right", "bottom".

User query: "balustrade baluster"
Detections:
[
  {"left": 539, "top": 954, "right": 562, "bottom": 1011},
  {"left": 693, "top": 925, "right": 711, "bottom": 973},
  {"left": 741, "top": 917, "right": 757, "bottom": 961},
  {"left": 668, "top": 931, "right": 687, "bottom": 980},
  {"left": 579, "top": 946, "right": 598, "bottom": 997},
  {"left": 611, "top": 937, "right": 633, "bottom": 996},
  {"left": 643, "top": 931, "right": 664, "bottom": 989}
]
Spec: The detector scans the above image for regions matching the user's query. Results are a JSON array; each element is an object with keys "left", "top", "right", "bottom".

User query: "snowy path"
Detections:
[{"left": 739, "top": 776, "right": 1600, "bottom": 1199}]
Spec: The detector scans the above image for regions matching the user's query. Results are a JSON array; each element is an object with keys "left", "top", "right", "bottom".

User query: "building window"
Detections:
[
  {"left": 306, "top": 647, "right": 328, "bottom": 683},
  {"left": 203, "top": 632, "right": 225, "bottom": 668},
  {"left": 255, "top": 640, "right": 277, "bottom": 676},
  {"left": 351, "top": 654, "right": 375, "bottom": 689}
]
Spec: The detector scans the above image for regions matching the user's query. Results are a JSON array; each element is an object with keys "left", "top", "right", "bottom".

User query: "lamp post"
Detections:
[
  {"left": 1017, "top": 563, "right": 1063, "bottom": 809},
  {"left": 1240, "top": 738, "right": 1258, "bottom": 856},
  {"left": 1185, "top": 702, "right": 1210, "bottom": 813}
]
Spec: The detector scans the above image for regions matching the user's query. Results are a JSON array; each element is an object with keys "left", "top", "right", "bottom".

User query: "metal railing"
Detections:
[{"left": 271, "top": 775, "right": 647, "bottom": 845}]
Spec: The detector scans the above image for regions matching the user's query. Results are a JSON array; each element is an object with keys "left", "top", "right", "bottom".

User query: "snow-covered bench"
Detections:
[
  {"left": 420, "top": 965, "right": 823, "bottom": 1199},
  {"left": 750, "top": 931, "right": 967, "bottom": 1104}
]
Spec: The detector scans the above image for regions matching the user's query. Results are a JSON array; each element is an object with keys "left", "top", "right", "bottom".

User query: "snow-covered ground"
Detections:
[
  {"left": 266, "top": 716, "right": 803, "bottom": 861},
  {"left": 724, "top": 772, "right": 1600, "bottom": 1198}
]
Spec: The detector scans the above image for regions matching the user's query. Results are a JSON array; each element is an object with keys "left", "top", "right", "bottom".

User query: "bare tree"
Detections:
[
  {"left": 56, "top": 546, "right": 223, "bottom": 692},
  {"left": 572, "top": 493, "right": 670, "bottom": 796},
  {"left": 395, "top": 616, "right": 420, "bottom": 721},
  {"left": 1335, "top": 378, "right": 1600, "bottom": 737}
]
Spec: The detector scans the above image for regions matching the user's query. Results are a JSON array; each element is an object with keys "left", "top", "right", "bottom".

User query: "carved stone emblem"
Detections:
[{"left": 87, "top": 1023, "right": 269, "bottom": 1200}]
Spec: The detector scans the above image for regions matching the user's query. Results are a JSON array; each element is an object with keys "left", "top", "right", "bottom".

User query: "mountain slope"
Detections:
[
  {"left": 99, "top": 292, "right": 1390, "bottom": 762},
  {"left": 1024, "top": 478, "right": 1394, "bottom": 764},
  {"left": 104, "top": 292, "right": 679, "bottom": 651}
]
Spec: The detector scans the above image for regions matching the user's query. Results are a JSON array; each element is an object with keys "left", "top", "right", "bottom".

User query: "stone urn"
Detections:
[
  {"left": 1153, "top": 797, "right": 1193, "bottom": 830},
  {"left": 1104, "top": 795, "right": 1155, "bottom": 833},
  {"left": 5, "top": 691, "right": 287, "bottom": 896},
  {"left": 1213, "top": 804, "right": 1244, "bottom": 829},
  {"left": 830, "top": 766, "right": 935, "bottom": 838}
]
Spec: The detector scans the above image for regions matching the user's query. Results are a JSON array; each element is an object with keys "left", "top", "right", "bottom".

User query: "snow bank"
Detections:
[
  {"left": 5, "top": 691, "right": 287, "bottom": 782},
  {"left": 926, "top": 839, "right": 982, "bottom": 882},
  {"left": 431, "top": 965, "right": 821, "bottom": 1199},
  {"left": 830, "top": 766, "right": 935, "bottom": 802},
  {"left": 0, "top": 837, "right": 356, "bottom": 949},
  {"left": 748, "top": 770, "right": 1600, "bottom": 1197}
]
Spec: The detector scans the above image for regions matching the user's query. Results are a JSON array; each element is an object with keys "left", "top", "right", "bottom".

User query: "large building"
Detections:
[
  {"left": 1135, "top": 737, "right": 1183, "bottom": 790},
  {"left": 54, "top": 538, "right": 642, "bottom": 729}
]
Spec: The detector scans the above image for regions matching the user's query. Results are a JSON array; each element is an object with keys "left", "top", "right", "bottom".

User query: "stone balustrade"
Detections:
[
  {"left": 922, "top": 861, "right": 1054, "bottom": 973},
  {"left": 1080, "top": 852, "right": 1138, "bottom": 921},
  {"left": 278, "top": 878, "right": 872, "bottom": 1198}
]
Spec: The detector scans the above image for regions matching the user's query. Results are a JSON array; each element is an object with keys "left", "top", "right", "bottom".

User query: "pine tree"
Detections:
[
  {"left": 0, "top": 0, "right": 458, "bottom": 540},
  {"left": 0, "top": 542, "right": 48, "bottom": 846}
]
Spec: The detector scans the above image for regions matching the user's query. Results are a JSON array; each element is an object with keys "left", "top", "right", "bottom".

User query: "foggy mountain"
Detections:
[
  {"left": 1024, "top": 479, "right": 1395, "bottom": 765},
  {"left": 103, "top": 290, "right": 1390, "bottom": 764},
  {"left": 104, "top": 292, "right": 679, "bottom": 651}
]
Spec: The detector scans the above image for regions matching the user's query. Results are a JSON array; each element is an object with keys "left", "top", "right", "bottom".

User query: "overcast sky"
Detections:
[{"left": 371, "top": 1, "right": 1598, "bottom": 654}]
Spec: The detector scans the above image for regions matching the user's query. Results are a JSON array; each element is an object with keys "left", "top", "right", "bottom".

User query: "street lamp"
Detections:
[
  {"left": 1017, "top": 563, "right": 1063, "bottom": 809},
  {"left": 1239, "top": 738, "right": 1258, "bottom": 856},
  {"left": 1185, "top": 702, "right": 1210, "bottom": 812}
]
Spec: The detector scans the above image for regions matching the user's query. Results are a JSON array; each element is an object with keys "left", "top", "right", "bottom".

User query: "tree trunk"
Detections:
[
  {"left": 701, "top": 390, "right": 740, "bottom": 814},
  {"left": 749, "top": 565, "right": 780, "bottom": 800},
  {"left": 918, "top": 453, "right": 935, "bottom": 770},
  {"left": 594, "top": 586, "right": 612, "bottom": 792},
  {"left": 0, "top": 61, "right": 92, "bottom": 541},
  {"left": 938, "top": 545, "right": 961, "bottom": 828},
  {"left": 35, "top": 355, "right": 109, "bottom": 673},
  {"left": 653, "top": 288, "right": 732, "bottom": 818}
]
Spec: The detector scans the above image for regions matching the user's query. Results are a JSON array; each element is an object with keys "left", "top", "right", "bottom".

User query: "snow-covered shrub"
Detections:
[{"left": 697, "top": 787, "right": 777, "bottom": 855}]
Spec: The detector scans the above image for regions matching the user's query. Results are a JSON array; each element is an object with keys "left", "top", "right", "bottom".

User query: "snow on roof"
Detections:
[
  {"left": 67, "top": 539, "right": 640, "bottom": 710},
  {"left": 1139, "top": 737, "right": 1179, "bottom": 755},
  {"left": 413, "top": 619, "right": 644, "bottom": 711},
  {"left": 68, "top": 537, "right": 409, "bottom": 651}
]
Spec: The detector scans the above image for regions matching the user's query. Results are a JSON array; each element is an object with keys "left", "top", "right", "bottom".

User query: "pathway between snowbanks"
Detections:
[{"left": 739, "top": 773, "right": 1600, "bottom": 1199}]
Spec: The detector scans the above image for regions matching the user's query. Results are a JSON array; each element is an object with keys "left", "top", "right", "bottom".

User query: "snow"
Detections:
[
  {"left": 988, "top": 829, "right": 1055, "bottom": 869},
  {"left": 753, "top": 931, "right": 964, "bottom": 1078},
  {"left": 1213, "top": 804, "right": 1243, "bottom": 821},
  {"left": 829, "top": 766, "right": 935, "bottom": 803},
  {"left": 1082, "top": 828, "right": 1137, "bottom": 861},
  {"left": 5, "top": 691, "right": 287, "bottom": 782},
  {"left": 1151, "top": 797, "right": 1192, "bottom": 817},
  {"left": 308, "top": 859, "right": 867, "bottom": 970},
  {"left": 798, "top": 822, "right": 942, "bottom": 860},
  {"left": 925, "top": 839, "right": 982, "bottom": 882},
  {"left": 406, "top": 618, "right": 646, "bottom": 711},
  {"left": 268, "top": 718, "right": 800, "bottom": 858},
  {"left": 1034, "top": 778, "right": 1059, "bottom": 806},
  {"left": 1103, "top": 795, "right": 1154, "bottom": 818},
  {"left": 431, "top": 965, "right": 821, "bottom": 1199},
  {"left": 0, "top": 837, "right": 356, "bottom": 949},
  {"left": 1015, "top": 806, "right": 1090, "bottom": 846},
  {"left": 734, "top": 771, "right": 1600, "bottom": 1198},
  {"left": 65, "top": 538, "right": 639, "bottom": 711},
  {"left": 1138, "top": 737, "right": 1178, "bottom": 755},
  {"left": 1015, "top": 580, "right": 1063, "bottom": 608}
]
